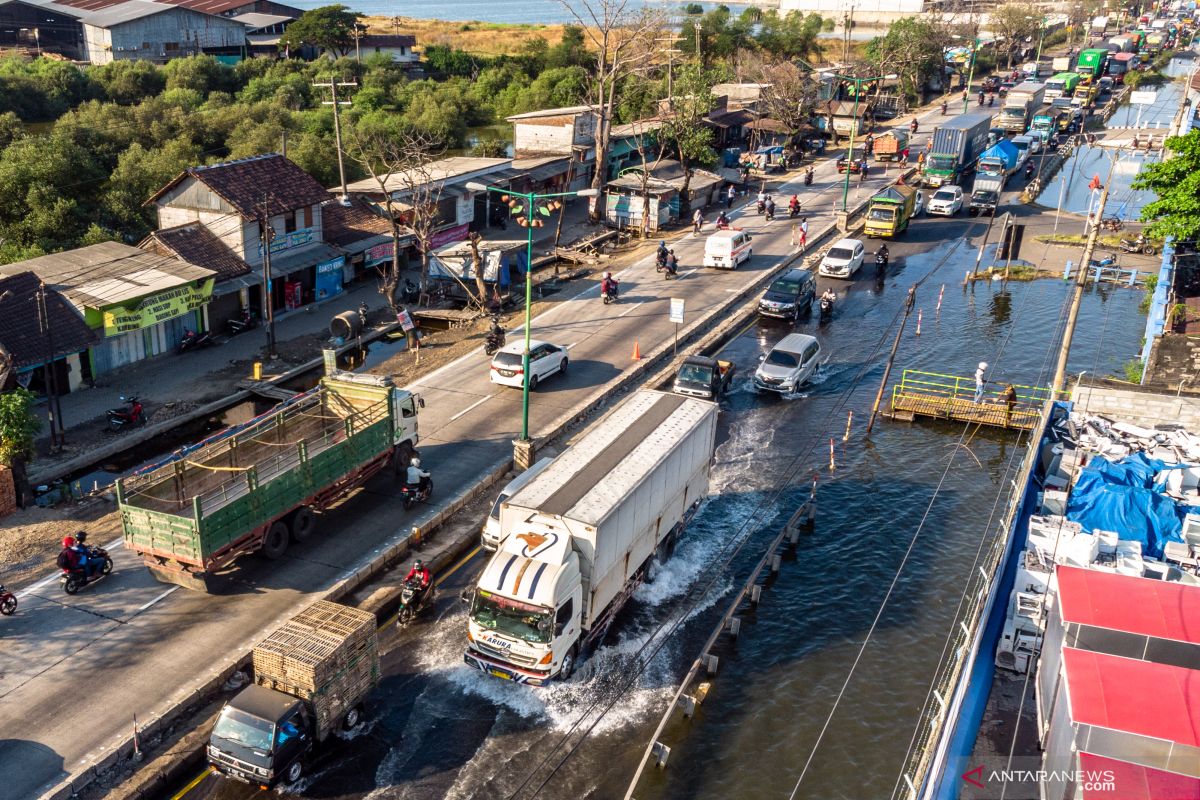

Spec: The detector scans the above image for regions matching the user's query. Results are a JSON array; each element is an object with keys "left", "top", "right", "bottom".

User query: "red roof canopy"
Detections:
[
  {"left": 1064, "top": 648, "right": 1200, "bottom": 747},
  {"left": 1078, "top": 753, "right": 1200, "bottom": 799},
  {"left": 1057, "top": 565, "right": 1200, "bottom": 645}
]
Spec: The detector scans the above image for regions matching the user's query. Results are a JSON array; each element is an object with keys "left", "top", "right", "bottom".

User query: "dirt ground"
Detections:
[{"left": 0, "top": 499, "right": 122, "bottom": 589}]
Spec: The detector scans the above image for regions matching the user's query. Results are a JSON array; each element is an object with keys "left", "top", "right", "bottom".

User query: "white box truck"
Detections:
[{"left": 463, "top": 390, "right": 718, "bottom": 685}]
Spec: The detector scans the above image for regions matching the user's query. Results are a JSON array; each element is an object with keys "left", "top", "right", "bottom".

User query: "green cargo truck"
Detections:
[
  {"left": 1075, "top": 48, "right": 1109, "bottom": 78},
  {"left": 119, "top": 372, "right": 422, "bottom": 589}
]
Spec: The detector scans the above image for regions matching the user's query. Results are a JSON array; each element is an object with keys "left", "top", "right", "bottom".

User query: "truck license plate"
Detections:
[{"left": 490, "top": 669, "right": 512, "bottom": 680}]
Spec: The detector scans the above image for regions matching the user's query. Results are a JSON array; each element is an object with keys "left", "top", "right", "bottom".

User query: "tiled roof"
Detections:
[
  {"left": 140, "top": 223, "right": 252, "bottom": 282},
  {"left": 0, "top": 271, "right": 95, "bottom": 368},
  {"left": 147, "top": 154, "right": 330, "bottom": 220},
  {"left": 360, "top": 34, "right": 415, "bottom": 48},
  {"left": 321, "top": 197, "right": 395, "bottom": 247}
]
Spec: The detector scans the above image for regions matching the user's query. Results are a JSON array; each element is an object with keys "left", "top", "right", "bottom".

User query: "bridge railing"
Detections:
[{"left": 891, "top": 369, "right": 1055, "bottom": 412}]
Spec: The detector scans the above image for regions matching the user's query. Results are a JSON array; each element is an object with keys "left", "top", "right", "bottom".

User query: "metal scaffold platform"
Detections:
[{"left": 885, "top": 369, "right": 1055, "bottom": 430}]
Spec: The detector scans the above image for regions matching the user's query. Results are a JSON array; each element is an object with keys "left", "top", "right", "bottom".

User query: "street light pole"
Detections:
[
  {"left": 962, "top": 36, "right": 981, "bottom": 114},
  {"left": 1035, "top": 18, "right": 1047, "bottom": 65},
  {"left": 842, "top": 87, "right": 861, "bottom": 211}
]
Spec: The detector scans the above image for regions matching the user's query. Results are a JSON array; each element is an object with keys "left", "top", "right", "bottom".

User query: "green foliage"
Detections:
[
  {"left": 1120, "top": 358, "right": 1144, "bottom": 383},
  {"left": 1140, "top": 274, "right": 1158, "bottom": 314},
  {"left": 91, "top": 59, "right": 166, "bottom": 104},
  {"left": 865, "top": 18, "right": 949, "bottom": 99},
  {"left": 0, "top": 388, "right": 42, "bottom": 466},
  {"left": 471, "top": 138, "right": 510, "bottom": 157},
  {"left": 1132, "top": 128, "right": 1200, "bottom": 242},
  {"left": 0, "top": 57, "right": 94, "bottom": 120},
  {"left": 0, "top": 111, "right": 22, "bottom": 148},
  {"left": 1125, "top": 69, "right": 1167, "bottom": 88},
  {"left": 754, "top": 11, "right": 824, "bottom": 61},
  {"left": 278, "top": 5, "right": 363, "bottom": 57},
  {"left": 683, "top": 3, "right": 704, "bottom": 13},
  {"left": 424, "top": 45, "right": 489, "bottom": 78}
]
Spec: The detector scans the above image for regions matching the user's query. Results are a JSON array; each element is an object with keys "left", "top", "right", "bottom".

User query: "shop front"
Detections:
[{"left": 91, "top": 278, "right": 215, "bottom": 374}]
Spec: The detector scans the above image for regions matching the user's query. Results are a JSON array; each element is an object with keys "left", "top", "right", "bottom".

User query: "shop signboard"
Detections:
[
  {"left": 315, "top": 256, "right": 345, "bottom": 301},
  {"left": 366, "top": 242, "right": 393, "bottom": 265},
  {"left": 424, "top": 223, "right": 470, "bottom": 251},
  {"left": 101, "top": 279, "right": 214, "bottom": 337}
]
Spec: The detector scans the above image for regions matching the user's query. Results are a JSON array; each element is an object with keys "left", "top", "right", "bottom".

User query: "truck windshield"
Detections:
[
  {"left": 927, "top": 155, "right": 956, "bottom": 172},
  {"left": 212, "top": 707, "right": 273, "bottom": 753},
  {"left": 867, "top": 206, "right": 896, "bottom": 222},
  {"left": 677, "top": 363, "right": 712, "bottom": 384},
  {"left": 471, "top": 591, "right": 551, "bottom": 643},
  {"left": 1001, "top": 107, "right": 1025, "bottom": 118}
]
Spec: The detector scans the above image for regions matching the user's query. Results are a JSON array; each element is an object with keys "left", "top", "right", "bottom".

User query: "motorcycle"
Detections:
[
  {"left": 484, "top": 329, "right": 505, "bottom": 356},
  {"left": 106, "top": 396, "right": 145, "bottom": 431},
  {"left": 804, "top": 168, "right": 814, "bottom": 187},
  {"left": 177, "top": 330, "right": 213, "bottom": 354},
  {"left": 1025, "top": 162, "right": 1036, "bottom": 181},
  {"left": 819, "top": 296, "right": 834, "bottom": 321},
  {"left": 61, "top": 546, "right": 114, "bottom": 595},
  {"left": 397, "top": 578, "right": 436, "bottom": 626},
  {"left": 401, "top": 480, "right": 433, "bottom": 511},
  {"left": 663, "top": 262, "right": 678, "bottom": 280},
  {"left": 601, "top": 282, "right": 619, "bottom": 304},
  {"left": 756, "top": 199, "right": 766, "bottom": 216},
  {"left": 789, "top": 203, "right": 801, "bottom": 219},
  {"left": 764, "top": 204, "right": 776, "bottom": 221},
  {"left": 0, "top": 584, "right": 16, "bottom": 616},
  {"left": 875, "top": 250, "right": 890, "bottom": 270},
  {"left": 225, "top": 309, "right": 257, "bottom": 336},
  {"left": 1088, "top": 253, "right": 1118, "bottom": 270},
  {"left": 1120, "top": 236, "right": 1157, "bottom": 255},
  {"left": 715, "top": 215, "right": 732, "bottom": 230}
]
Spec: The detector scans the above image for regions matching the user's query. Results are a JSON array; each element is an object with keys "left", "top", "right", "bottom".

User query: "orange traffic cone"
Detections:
[{"left": 632, "top": 339, "right": 641, "bottom": 360}]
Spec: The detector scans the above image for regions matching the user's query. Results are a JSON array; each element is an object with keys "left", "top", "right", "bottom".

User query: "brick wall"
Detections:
[{"left": 1072, "top": 382, "right": 1200, "bottom": 429}]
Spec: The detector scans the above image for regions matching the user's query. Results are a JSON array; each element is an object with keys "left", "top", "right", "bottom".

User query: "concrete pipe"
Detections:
[{"left": 330, "top": 311, "right": 362, "bottom": 340}]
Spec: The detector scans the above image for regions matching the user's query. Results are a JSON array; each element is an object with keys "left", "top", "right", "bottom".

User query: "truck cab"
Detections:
[
  {"left": 209, "top": 685, "right": 311, "bottom": 788},
  {"left": 674, "top": 355, "right": 736, "bottom": 398}
]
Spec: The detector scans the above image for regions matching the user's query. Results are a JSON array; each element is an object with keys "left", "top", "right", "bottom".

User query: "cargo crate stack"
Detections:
[{"left": 252, "top": 600, "right": 379, "bottom": 740}]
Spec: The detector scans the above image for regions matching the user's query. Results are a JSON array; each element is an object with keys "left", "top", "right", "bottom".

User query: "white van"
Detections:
[
  {"left": 703, "top": 229, "right": 753, "bottom": 269},
  {"left": 480, "top": 457, "right": 555, "bottom": 550}
]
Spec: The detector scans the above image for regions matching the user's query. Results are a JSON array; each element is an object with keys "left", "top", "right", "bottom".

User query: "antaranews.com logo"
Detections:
[{"left": 958, "top": 757, "right": 1116, "bottom": 799}]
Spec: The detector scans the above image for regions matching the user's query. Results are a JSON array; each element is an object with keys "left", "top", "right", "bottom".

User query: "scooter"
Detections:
[
  {"left": 0, "top": 584, "right": 16, "bottom": 616},
  {"left": 177, "top": 330, "right": 214, "bottom": 354},
  {"left": 396, "top": 578, "right": 437, "bottom": 626},
  {"left": 764, "top": 204, "right": 776, "bottom": 221},
  {"left": 61, "top": 546, "right": 114, "bottom": 595},
  {"left": 601, "top": 283, "right": 619, "bottom": 304},
  {"left": 226, "top": 309, "right": 257, "bottom": 336},
  {"left": 789, "top": 203, "right": 801, "bottom": 219},
  {"left": 715, "top": 215, "right": 732, "bottom": 230},
  {"left": 400, "top": 480, "right": 433, "bottom": 511},
  {"left": 756, "top": 199, "right": 766, "bottom": 216},
  {"left": 106, "top": 396, "right": 145, "bottom": 431},
  {"left": 1120, "top": 236, "right": 1157, "bottom": 255},
  {"left": 484, "top": 328, "right": 505, "bottom": 356},
  {"left": 1088, "top": 253, "right": 1118, "bottom": 270},
  {"left": 663, "top": 262, "right": 678, "bottom": 280},
  {"left": 876, "top": 251, "right": 890, "bottom": 271},
  {"left": 819, "top": 295, "right": 834, "bottom": 321},
  {"left": 804, "top": 168, "right": 814, "bottom": 187}
]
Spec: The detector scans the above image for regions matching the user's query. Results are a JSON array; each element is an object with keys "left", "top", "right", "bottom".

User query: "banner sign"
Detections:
[
  {"left": 669, "top": 298, "right": 685, "bottom": 324},
  {"left": 1130, "top": 91, "right": 1158, "bottom": 104},
  {"left": 424, "top": 223, "right": 470, "bottom": 251},
  {"left": 102, "top": 279, "right": 214, "bottom": 337}
]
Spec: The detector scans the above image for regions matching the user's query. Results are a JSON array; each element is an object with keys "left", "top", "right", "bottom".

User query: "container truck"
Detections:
[
  {"left": 1076, "top": 48, "right": 1109, "bottom": 78},
  {"left": 1109, "top": 51, "right": 1137, "bottom": 82},
  {"left": 1051, "top": 57, "right": 1072, "bottom": 73},
  {"left": 1108, "top": 35, "right": 1133, "bottom": 52},
  {"left": 208, "top": 601, "right": 379, "bottom": 788},
  {"left": 872, "top": 127, "right": 910, "bottom": 162},
  {"left": 864, "top": 185, "right": 918, "bottom": 238},
  {"left": 998, "top": 82, "right": 1046, "bottom": 132},
  {"left": 977, "top": 140, "right": 1021, "bottom": 179},
  {"left": 1044, "top": 72, "right": 1081, "bottom": 100},
  {"left": 463, "top": 389, "right": 718, "bottom": 685},
  {"left": 118, "top": 372, "right": 422, "bottom": 590},
  {"left": 923, "top": 112, "right": 992, "bottom": 188}
]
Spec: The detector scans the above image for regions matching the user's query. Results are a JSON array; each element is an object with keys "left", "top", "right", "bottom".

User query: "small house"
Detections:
[{"left": 603, "top": 160, "right": 723, "bottom": 232}]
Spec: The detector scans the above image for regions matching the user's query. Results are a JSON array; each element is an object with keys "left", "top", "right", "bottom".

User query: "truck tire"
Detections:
[
  {"left": 343, "top": 705, "right": 362, "bottom": 731},
  {"left": 261, "top": 521, "right": 290, "bottom": 560},
  {"left": 289, "top": 506, "right": 315, "bottom": 543},
  {"left": 558, "top": 645, "right": 578, "bottom": 681},
  {"left": 284, "top": 760, "right": 302, "bottom": 785},
  {"left": 392, "top": 442, "right": 416, "bottom": 476}
]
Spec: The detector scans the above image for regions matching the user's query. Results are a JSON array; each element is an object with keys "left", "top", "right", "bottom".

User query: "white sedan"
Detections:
[{"left": 489, "top": 339, "right": 569, "bottom": 389}]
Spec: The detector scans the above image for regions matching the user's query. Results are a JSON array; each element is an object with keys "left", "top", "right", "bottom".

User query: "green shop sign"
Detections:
[{"left": 102, "top": 279, "right": 214, "bottom": 337}]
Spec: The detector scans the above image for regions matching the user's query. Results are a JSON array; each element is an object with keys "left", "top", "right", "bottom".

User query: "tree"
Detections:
[
  {"left": 1132, "top": 129, "right": 1200, "bottom": 243},
  {"left": 90, "top": 59, "right": 166, "bottom": 105},
  {"left": 749, "top": 57, "right": 821, "bottom": 143},
  {"left": 989, "top": 3, "right": 1041, "bottom": 68},
  {"left": 754, "top": 10, "right": 823, "bottom": 62},
  {"left": 344, "top": 122, "right": 446, "bottom": 314},
  {"left": 557, "top": 0, "right": 666, "bottom": 220},
  {"left": 278, "top": 5, "right": 363, "bottom": 58},
  {"left": 657, "top": 62, "right": 718, "bottom": 212},
  {"left": 864, "top": 17, "right": 951, "bottom": 103},
  {"left": 0, "top": 386, "right": 42, "bottom": 466}
]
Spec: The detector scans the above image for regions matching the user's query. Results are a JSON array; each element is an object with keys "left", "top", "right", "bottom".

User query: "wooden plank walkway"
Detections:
[{"left": 889, "top": 391, "right": 1042, "bottom": 430}]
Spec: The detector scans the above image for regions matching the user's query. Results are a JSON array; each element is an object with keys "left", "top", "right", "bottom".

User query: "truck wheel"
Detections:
[
  {"left": 289, "top": 506, "right": 315, "bottom": 543},
  {"left": 558, "top": 646, "right": 578, "bottom": 681},
  {"left": 343, "top": 705, "right": 362, "bottom": 731},
  {"left": 261, "top": 521, "right": 290, "bottom": 560},
  {"left": 284, "top": 761, "right": 302, "bottom": 785},
  {"left": 392, "top": 443, "right": 415, "bottom": 476}
]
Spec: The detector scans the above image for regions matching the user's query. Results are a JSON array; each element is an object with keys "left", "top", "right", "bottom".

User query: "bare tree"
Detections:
[
  {"left": 623, "top": 118, "right": 668, "bottom": 237},
  {"left": 343, "top": 126, "right": 446, "bottom": 314},
  {"left": 989, "top": 3, "right": 1042, "bottom": 68},
  {"left": 748, "top": 57, "right": 822, "bottom": 146},
  {"left": 556, "top": 0, "right": 667, "bottom": 221}
]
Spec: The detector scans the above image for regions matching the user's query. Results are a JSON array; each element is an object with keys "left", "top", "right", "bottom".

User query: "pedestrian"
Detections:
[
  {"left": 1003, "top": 383, "right": 1018, "bottom": 426},
  {"left": 799, "top": 216, "right": 809, "bottom": 252},
  {"left": 726, "top": 184, "right": 736, "bottom": 208},
  {"left": 917, "top": 151, "right": 926, "bottom": 168},
  {"left": 692, "top": 207, "right": 703, "bottom": 234},
  {"left": 859, "top": 160, "right": 868, "bottom": 183},
  {"left": 974, "top": 361, "right": 988, "bottom": 403},
  {"left": 900, "top": 147, "right": 910, "bottom": 165}
]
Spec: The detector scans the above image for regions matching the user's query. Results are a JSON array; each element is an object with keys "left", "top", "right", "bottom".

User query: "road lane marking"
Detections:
[
  {"left": 169, "top": 767, "right": 213, "bottom": 800},
  {"left": 448, "top": 393, "right": 494, "bottom": 423},
  {"left": 437, "top": 545, "right": 481, "bottom": 586},
  {"left": 617, "top": 301, "right": 643, "bottom": 317},
  {"left": 137, "top": 586, "right": 178, "bottom": 612}
]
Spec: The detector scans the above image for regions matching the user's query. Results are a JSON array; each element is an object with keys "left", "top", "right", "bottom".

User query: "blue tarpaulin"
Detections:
[{"left": 1065, "top": 453, "right": 1185, "bottom": 559}]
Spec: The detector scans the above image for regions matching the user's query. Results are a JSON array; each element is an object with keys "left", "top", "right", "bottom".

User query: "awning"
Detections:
[
  {"left": 340, "top": 232, "right": 396, "bottom": 256},
  {"left": 267, "top": 243, "right": 343, "bottom": 279},
  {"left": 211, "top": 273, "right": 260, "bottom": 297}
]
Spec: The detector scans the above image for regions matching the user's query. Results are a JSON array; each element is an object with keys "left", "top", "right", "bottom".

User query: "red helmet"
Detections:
[{"left": 63, "top": 536, "right": 76, "bottom": 548}]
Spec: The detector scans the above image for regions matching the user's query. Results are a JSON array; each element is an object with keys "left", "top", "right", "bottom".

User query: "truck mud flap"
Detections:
[{"left": 146, "top": 563, "right": 212, "bottom": 592}]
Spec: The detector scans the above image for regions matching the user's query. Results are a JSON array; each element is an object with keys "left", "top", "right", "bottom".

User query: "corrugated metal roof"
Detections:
[
  {"left": 341, "top": 157, "right": 511, "bottom": 195},
  {"left": 78, "top": 0, "right": 178, "bottom": 26},
  {"left": 230, "top": 11, "right": 291, "bottom": 27},
  {"left": 1058, "top": 565, "right": 1200, "bottom": 645},
  {"left": 506, "top": 105, "right": 596, "bottom": 121}
]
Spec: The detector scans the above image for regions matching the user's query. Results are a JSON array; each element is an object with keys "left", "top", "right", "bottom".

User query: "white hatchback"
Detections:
[
  {"left": 489, "top": 339, "right": 568, "bottom": 389},
  {"left": 818, "top": 238, "right": 866, "bottom": 278},
  {"left": 927, "top": 186, "right": 964, "bottom": 216}
]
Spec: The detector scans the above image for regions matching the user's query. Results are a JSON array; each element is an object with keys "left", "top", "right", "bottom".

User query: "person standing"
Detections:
[
  {"left": 798, "top": 216, "right": 809, "bottom": 252},
  {"left": 692, "top": 207, "right": 703, "bottom": 234},
  {"left": 974, "top": 361, "right": 989, "bottom": 403},
  {"left": 726, "top": 183, "right": 736, "bottom": 208},
  {"left": 1003, "top": 383, "right": 1018, "bottom": 426}
]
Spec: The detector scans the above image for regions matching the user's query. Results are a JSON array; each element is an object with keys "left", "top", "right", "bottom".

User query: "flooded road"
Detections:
[{"left": 174, "top": 208, "right": 1145, "bottom": 800}]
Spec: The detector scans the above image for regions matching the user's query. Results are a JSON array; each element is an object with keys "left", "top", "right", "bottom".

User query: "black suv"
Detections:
[{"left": 758, "top": 268, "right": 816, "bottom": 320}]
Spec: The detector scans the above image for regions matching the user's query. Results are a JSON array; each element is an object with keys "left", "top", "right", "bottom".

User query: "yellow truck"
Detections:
[{"left": 864, "top": 185, "right": 917, "bottom": 238}]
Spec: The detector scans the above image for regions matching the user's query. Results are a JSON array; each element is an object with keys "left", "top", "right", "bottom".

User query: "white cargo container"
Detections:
[{"left": 463, "top": 390, "right": 718, "bottom": 685}]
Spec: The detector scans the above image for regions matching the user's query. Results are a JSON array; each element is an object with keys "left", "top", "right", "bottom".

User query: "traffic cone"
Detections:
[{"left": 632, "top": 339, "right": 641, "bottom": 360}]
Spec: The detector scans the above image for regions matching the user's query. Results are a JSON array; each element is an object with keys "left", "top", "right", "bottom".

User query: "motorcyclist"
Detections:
[
  {"left": 406, "top": 457, "right": 431, "bottom": 494},
  {"left": 978, "top": 90, "right": 986, "bottom": 106},
  {"left": 788, "top": 195, "right": 800, "bottom": 217},
  {"left": 486, "top": 317, "right": 505, "bottom": 349},
  {"left": 764, "top": 197, "right": 776, "bottom": 220},
  {"left": 876, "top": 244, "right": 890, "bottom": 265},
  {"left": 910, "top": 119, "right": 918, "bottom": 134},
  {"left": 715, "top": 210, "right": 730, "bottom": 229},
  {"left": 756, "top": 190, "right": 768, "bottom": 215},
  {"left": 941, "top": 100, "right": 948, "bottom": 115},
  {"left": 403, "top": 559, "right": 433, "bottom": 607},
  {"left": 665, "top": 251, "right": 679, "bottom": 276},
  {"left": 58, "top": 536, "right": 94, "bottom": 579},
  {"left": 656, "top": 240, "right": 668, "bottom": 268},
  {"left": 804, "top": 166, "right": 814, "bottom": 186},
  {"left": 1025, "top": 160, "right": 1035, "bottom": 180},
  {"left": 601, "top": 272, "right": 620, "bottom": 298},
  {"left": 820, "top": 288, "right": 837, "bottom": 307}
]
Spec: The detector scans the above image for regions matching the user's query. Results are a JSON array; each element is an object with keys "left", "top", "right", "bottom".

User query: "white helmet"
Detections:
[
  {"left": 410, "top": 457, "right": 421, "bottom": 468},
  {"left": 978, "top": 362, "right": 988, "bottom": 370}
]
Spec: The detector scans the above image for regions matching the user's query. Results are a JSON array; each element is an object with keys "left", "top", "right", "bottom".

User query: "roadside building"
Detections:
[
  {"left": 603, "top": 159, "right": 722, "bottom": 231},
  {"left": 0, "top": 0, "right": 86, "bottom": 58},
  {"left": 320, "top": 195, "right": 406, "bottom": 286},
  {"left": 0, "top": 242, "right": 216, "bottom": 376},
  {"left": 139, "top": 221, "right": 252, "bottom": 334},
  {"left": 147, "top": 153, "right": 340, "bottom": 322},
  {"left": 0, "top": 271, "right": 95, "bottom": 394},
  {"left": 353, "top": 33, "right": 417, "bottom": 65},
  {"left": 232, "top": 11, "right": 293, "bottom": 58},
  {"left": 606, "top": 118, "right": 665, "bottom": 182},
  {"left": 70, "top": 0, "right": 249, "bottom": 64}
]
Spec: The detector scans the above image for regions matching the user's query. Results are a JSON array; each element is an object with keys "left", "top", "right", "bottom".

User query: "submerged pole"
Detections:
[{"left": 867, "top": 286, "right": 916, "bottom": 434}]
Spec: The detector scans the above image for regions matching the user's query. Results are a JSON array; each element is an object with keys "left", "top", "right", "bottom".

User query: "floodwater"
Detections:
[{"left": 187, "top": 222, "right": 1144, "bottom": 800}]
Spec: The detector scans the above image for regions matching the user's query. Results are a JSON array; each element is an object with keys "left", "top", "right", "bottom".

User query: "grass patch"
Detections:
[
  {"left": 1120, "top": 358, "right": 1144, "bottom": 383},
  {"left": 1034, "top": 233, "right": 1124, "bottom": 248},
  {"left": 1139, "top": 274, "right": 1158, "bottom": 313},
  {"left": 364, "top": 15, "right": 568, "bottom": 56}
]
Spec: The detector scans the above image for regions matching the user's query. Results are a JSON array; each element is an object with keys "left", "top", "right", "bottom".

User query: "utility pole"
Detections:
[
  {"left": 259, "top": 197, "right": 278, "bottom": 358},
  {"left": 36, "top": 281, "right": 64, "bottom": 451},
  {"left": 314, "top": 78, "right": 356, "bottom": 202},
  {"left": 842, "top": 6, "right": 854, "bottom": 63},
  {"left": 867, "top": 286, "right": 916, "bottom": 434},
  {"left": 280, "top": 128, "right": 288, "bottom": 159},
  {"left": 1052, "top": 151, "right": 1120, "bottom": 391}
]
